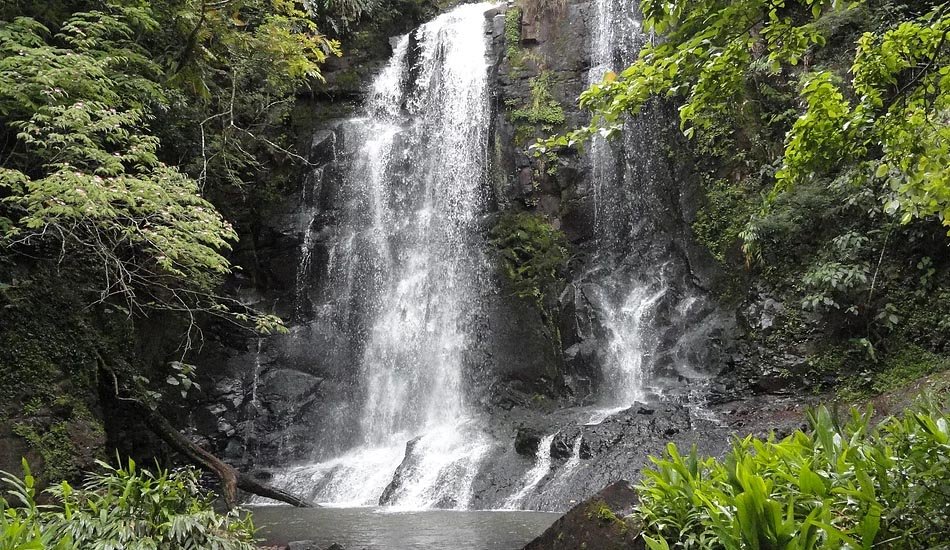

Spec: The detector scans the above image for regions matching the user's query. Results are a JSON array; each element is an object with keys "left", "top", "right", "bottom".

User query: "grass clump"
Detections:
[{"left": 638, "top": 399, "right": 950, "bottom": 549}]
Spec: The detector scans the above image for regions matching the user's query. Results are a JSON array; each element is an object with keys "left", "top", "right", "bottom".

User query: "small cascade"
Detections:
[
  {"left": 242, "top": 338, "right": 265, "bottom": 460},
  {"left": 262, "top": 3, "right": 497, "bottom": 509},
  {"left": 588, "top": 0, "right": 642, "bottom": 243},
  {"left": 561, "top": 435, "right": 583, "bottom": 474},
  {"left": 585, "top": 0, "right": 712, "bottom": 410},
  {"left": 599, "top": 285, "right": 668, "bottom": 404},
  {"left": 249, "top": 338, "right": 263, "bottom": 409},
  {"left": 586, "top": 0, "right": 665, "bottom": 408},
  {"left": 503, "top": 433, "right": 557, "bottom": 509}
]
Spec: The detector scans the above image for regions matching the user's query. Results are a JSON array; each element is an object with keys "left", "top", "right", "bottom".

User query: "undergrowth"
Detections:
[
  {"left": 638, "top": 398, "right": 950, "bottom": 549},
  {"left": 0, "top": 459, "right": 256, "bottom": 550}
]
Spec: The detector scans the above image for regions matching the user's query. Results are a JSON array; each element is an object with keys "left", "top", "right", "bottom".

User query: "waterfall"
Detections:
[
  {"left": 586, "top": 0, "right": 667, "bottom": 409},
  {"left": 242, "top": 338, "right": 265, "bottom": 461},
  {"left": 263, "top": 3, "right": 496, "bottom": 509},
  {"left": 585, "top": 0, "right": 717, "bottom": 410}
]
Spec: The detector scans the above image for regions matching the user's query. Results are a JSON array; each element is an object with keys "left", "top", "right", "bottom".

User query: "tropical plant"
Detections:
[
  {"left": 0, "top": 459, "right": 257, "bottom": 550},
  {"left": 637, "top": 398, "right": 950, "bottom": 549}
]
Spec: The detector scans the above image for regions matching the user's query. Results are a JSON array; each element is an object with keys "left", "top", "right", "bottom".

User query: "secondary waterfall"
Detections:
[
  {"left": 586, "top": 0, "right": 666, "bottom": 408},
  {"left": 585, "top": 0, "right": 717, "bottom": 409},
  {"left": 264, "top": 3, "right": 496, "bottom": 509}
]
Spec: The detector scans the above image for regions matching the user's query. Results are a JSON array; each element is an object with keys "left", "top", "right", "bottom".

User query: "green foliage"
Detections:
[
  {"left": 308, "top": 0, "right": 382, "bottom": 35},
  {"left": 0, "top": 459, "right": 257, "bottom": 550},
  {"left": 510, "top": 72, "right": 566, "bottom": 129},
  {"left": 800, "top": 232, "right": 872, "bottom": 312},
  {"left": 588, "top": 501, "right": 621, "bottom": 524},
  {"left": 10, "top": 422, "right": 100, "bottom": 483},
  {"left": 774, "top": 6, "right": 950, "bottom": 231},
  {"left": 691, "top": 178, "right": 757, "bottom": 265},
  {"left": 505, "top": 6, "right": 523, "bottom": 63},
  {"left": 0, "top": 1, "right": 321, "bottom": 397},
  {"left": 638, "top": 399, "right": 950, "bottom": 549},
  {"left": 491, "top": 211, "right": 570, "bottom": 307},
  {"left": 827, "top": 344, "right": 950, "bottom": 399},
  {"left": 491, "top": 211, "right": 569, "bottom": 344}
]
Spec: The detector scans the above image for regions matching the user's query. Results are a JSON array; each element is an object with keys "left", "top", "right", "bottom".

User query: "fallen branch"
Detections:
[
  {"left": 97, "top": 357, "right": 312, "bottom": 509},
  {"left": 133, "top": 401, "right": 313, "bottom": 509}
]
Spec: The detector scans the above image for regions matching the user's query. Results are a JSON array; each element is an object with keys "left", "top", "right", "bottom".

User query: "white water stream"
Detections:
[
  {"left": 587, "top": 0, "right": 666, "bottom": 413},
  {"left": 502, "top": 433, "right": 557, "bottom": 509}
]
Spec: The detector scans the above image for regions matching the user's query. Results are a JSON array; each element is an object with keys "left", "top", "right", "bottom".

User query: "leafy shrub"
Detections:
[
  {"left": 491, "top": 211, "right": 570, "bottom": 345},
  {"left": 1, "top": 459, "right": 257, "bottom": 550},
  {"left": 638, "top": 399, "right": 950, "bottom": 549}
]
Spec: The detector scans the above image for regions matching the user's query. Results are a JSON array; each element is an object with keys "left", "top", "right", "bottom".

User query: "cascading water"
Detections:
[
  {"left": 263, "top": 3, "right": 496, "bottom": 509},
  {"left": 588, "top": 0, "right": 641, "bottom": 242},
  {"left": 585, "top": 0, "right": 679, "bottom": 409},
  {"left": 502, "top": 433, "right": 556, "bottom": 509}
]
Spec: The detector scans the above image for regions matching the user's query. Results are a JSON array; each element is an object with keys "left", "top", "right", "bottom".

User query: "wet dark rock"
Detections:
[
  {"left": 549, "top": 435, "right": 574, "bottom": 461},
  {"left": 523, "top": 480, "right": 644, "bottom": 550},
  {"left": 476, "top": 289, "right": 565, "bottom": 397},
  {"left": 378, "top": 436, "right": 422, "bottom": 506},
  {"left": 515, "top": 427, "right": 543, "bottom": 456}
]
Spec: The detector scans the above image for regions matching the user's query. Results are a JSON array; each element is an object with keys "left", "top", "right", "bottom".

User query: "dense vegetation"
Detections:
[
  {"left": 2, "top": 459, "right": 256, "bottom": 549},
  {"left": 636, "top": 399, "right": 950, "bottom": 549},
  {"left": 0, "top": 0, "right": 340, "bottom": 340}
]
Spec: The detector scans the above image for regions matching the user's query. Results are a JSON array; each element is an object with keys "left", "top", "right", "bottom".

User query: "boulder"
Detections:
[
  {"left": 523, "top": 481, "right": 644, "bottom": 550},
  {"left": 514, "top": 426, "right": 543, "bottom": 456}
]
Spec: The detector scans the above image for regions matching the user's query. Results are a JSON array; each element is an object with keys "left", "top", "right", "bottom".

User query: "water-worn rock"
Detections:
[
  {"left": 514, "top": 426, "right": 543, "bottom": 456},
  {"left": 523, "top": 480, "right": 644, "bottom": 550},
  {"left": 378, "top": 436, "right": 421, "bottom": 506}
]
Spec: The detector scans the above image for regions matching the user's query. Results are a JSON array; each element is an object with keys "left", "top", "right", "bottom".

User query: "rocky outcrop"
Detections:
[{"left": 523, "top": 481, "right": 644, "bottom": 550}]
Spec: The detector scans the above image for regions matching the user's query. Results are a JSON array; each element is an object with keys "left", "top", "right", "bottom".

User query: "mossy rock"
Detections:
[
  {"left": 0, "top": 266, "right": 124, "bottom": 482},
  {"left": 524, "top": 481, "right": 644, "bottom": 550}
]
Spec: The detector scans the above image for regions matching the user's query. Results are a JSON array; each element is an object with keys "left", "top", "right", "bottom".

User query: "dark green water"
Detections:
[{"left": 250, "top": 506, "right": 559, "bottom": 549}]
